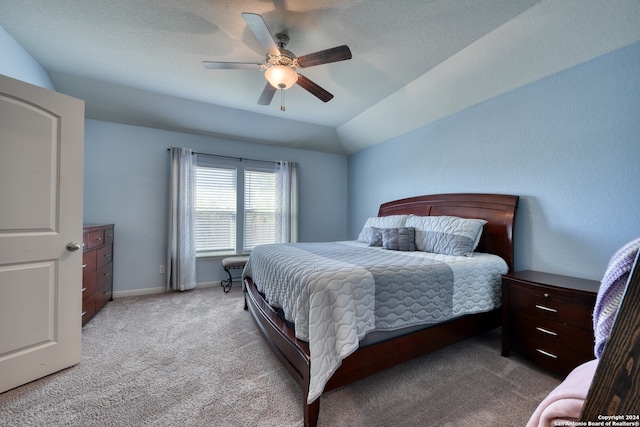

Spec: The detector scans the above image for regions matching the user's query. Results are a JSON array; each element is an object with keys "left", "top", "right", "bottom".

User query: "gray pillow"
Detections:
[
  {"left": 405, "top": 215, "right": 487, "bottom": 256},
  {"left": 356, "top": 215, "right": 409, "bottom": 243},
  {"left": 361, "top": 227, "right": 384, "bottom": 247},
  {"left": 382, "top": 227, "right": 416, "bottom": 251}
]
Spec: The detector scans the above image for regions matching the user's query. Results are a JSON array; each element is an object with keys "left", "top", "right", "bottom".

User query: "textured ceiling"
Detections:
[{"left": 1, "top": 0, "right": 639, "bottom": 154}]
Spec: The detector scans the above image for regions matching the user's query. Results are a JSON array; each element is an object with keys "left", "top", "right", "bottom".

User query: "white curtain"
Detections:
[
  {"left": 275, "top": 161, "right": 299, "bottom": 244},
  {"left": 166, "top": 147, "right": 197, "bottom": 291}
]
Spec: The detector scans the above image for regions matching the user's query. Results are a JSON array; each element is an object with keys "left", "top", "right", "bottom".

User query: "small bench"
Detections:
[{"left": 221, "top": 256, "right": 249, "bottom": 293}]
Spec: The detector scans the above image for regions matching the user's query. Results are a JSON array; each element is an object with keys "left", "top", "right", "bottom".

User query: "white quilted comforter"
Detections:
[{"left": 242, "top": 241, "right": 507, "bottom": 403}]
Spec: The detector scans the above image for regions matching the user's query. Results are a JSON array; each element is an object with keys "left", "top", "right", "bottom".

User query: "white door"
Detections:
[{"left": 0, "top": 74, "right": 84, "bottom": 392}]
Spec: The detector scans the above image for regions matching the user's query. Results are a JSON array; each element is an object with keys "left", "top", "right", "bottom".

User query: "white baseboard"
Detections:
[
  {"left": 196, "top": 281, "right": 219, "bottom": 289},
  {"left": 112, "top": 281, "right": 223, "bottom": 299}
]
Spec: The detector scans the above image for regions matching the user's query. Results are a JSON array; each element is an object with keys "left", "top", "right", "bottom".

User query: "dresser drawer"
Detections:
[
  {"left": 83, "top": 271, "right": 97, "bottom": 298},
  {"left": 95, "top": 263, "right": 113, "bottom": 315},
  {"left": 86, "top": 230, "right": 105, "bottom": 249},
  {"left": 96, "top": 245, "right": 113, "bottom": 269},
  {"left": 82, "top": 297, "right": 95, "bottom": 321},
  {"left": 96, "top": 263, "right": 113, "bottom": 288},
  {"left": 508, "top": 281, "right": 594, "bottom": 330},
  {"left": 83, "top": 251, "right": 96, "bottom": 274},
  {"left": 103, "top": 227, "right": 114, "bottom": 246},
  {"left": 94, "top": 281, "right": 112, "bottom": 312}
]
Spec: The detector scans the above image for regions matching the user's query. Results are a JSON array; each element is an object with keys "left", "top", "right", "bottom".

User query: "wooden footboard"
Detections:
[
  {"left": 244, "top": 277, "right": 319, "bottom": 427},
  {"left": 245, "top": 276, "right": 500, "bottom": 426}
]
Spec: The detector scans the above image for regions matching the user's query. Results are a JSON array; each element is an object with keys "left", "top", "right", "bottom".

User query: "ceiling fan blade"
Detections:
[
  {"left": 296, "top": 74, "right": 334, "bottom": 102},
  {"left": 202, "top": 61, "right": 263, "bottom": 70},
  {"left": 257, "top": 82, "right": 276, "bottom": 105},
  {"left": 241, "top": 12, "right": 280, "bottom": 56},
  {"left": 297, "top": 45, "right": 352, "bottom": 68}
]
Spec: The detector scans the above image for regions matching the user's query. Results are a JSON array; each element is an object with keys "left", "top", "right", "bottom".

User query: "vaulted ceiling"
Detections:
[{"left": 1, "top": 1, "right": 638, "bottom": 154}]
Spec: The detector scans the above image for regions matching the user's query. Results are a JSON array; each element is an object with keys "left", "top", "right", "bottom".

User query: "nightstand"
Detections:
[{"left": 501, "top": 270, "right": 600, "bottom": 375}]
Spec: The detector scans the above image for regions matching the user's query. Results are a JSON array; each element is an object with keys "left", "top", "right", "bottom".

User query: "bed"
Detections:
[{"left": 242, "top": 193, "right": 519, "bottom": 426}]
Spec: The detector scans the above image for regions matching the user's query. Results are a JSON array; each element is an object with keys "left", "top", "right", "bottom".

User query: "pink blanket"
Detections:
[{"left": 526, "top": 359, "right": 599, "bottom": 427}]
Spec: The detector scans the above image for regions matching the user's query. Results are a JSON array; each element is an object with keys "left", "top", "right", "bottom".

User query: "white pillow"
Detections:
[
  {"left": 356, "top": 215, "right": 409, "bottom": 243},
  {"left": 405, "top": 215, "right": 487, "bottom": 256}
]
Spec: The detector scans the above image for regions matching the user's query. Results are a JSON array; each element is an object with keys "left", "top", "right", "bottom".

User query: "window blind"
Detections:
[
  {"left": 195, "top": 166, "right": 237, "bottom": 254},
  {"left": 243, "top": 169, "right": 276, "bottom": 252}
]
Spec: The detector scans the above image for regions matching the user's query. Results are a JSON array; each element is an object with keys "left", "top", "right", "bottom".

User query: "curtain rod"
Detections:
[{"left": 167, "top": 147, "right": 277, "bottom": 165}]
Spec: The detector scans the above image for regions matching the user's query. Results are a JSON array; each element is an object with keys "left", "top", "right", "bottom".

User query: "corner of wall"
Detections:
[{"left": 0, "top": 25, "right": 55, "bottom": 91}]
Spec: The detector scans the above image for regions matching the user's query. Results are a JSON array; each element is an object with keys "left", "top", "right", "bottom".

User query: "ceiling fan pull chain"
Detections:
[{"left": 280, "top": 88, "right": 285, "bottom": 111}]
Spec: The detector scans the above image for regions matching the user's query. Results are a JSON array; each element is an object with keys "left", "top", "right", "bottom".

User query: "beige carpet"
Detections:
[{"left": 0, "top": 286, "right": 561, "bottom": 426}]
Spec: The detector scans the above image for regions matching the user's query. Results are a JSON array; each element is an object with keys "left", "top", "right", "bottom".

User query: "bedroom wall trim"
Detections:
[{"left": 111, "top": 282, "right": 218, "bottom": 299}]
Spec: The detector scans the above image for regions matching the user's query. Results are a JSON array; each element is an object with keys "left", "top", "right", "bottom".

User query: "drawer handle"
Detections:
[
  {"left": 535, "top": 304, "right": 558, "bottom": 313},
  {"left": 104, "top": 254, "right": 110, "bottom": 258},
  {"left": 536, "top": 326, "right": 558, "bottom": 336},
  {"left": 95, "top": 236, "right": 102, "bottom": 241},
  {"left": 104, "top": 272, "right": 111, "bottom": 277},
  {"left": 536, "top": 349, "right": 558, "bottom": 359},
  {"left": 81, "top": 311, "right": 87, "bottom": 316},
  {"left": 82, "top": 264, "right": 87, "bottom": 268},
  {"left": 543, "top": 293, "right": 549, "bottom": 298},
  {"left": 82, "top": 287, "right": 87, "bottom": 292}
]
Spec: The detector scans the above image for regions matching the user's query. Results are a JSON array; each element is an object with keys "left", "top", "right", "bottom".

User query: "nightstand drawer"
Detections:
[
  {"left": 511, "top": 312, "right": 594, "bottom": 358},
  {"left": 509, "top": 282, "right": 594, "bottom": 330},
  {"left": 511, "top": 322, "right": 595, "bottom": 374},
  {"left": 513, "top": 338, "right": 593, "bottom": 374}
]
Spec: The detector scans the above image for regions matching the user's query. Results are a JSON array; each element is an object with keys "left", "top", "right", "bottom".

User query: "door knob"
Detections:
[{"left": 66, "top": 242, "right": 82, "bottom": 251}]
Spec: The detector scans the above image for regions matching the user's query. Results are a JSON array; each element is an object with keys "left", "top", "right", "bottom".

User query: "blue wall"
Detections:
[
  {"left": 348, "top": 41, "right": 640, "bottom": 280},
  {"left": 0, "top": 26, "right": 54, "bottom": 90},
  {"left": 83, "top": 120, "right": 348, "bottom": 295}
]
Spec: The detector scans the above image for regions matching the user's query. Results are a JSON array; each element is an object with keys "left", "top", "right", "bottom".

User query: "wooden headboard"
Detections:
[{"left": 378, "top": 193, "right": 519, "bottom": 272}]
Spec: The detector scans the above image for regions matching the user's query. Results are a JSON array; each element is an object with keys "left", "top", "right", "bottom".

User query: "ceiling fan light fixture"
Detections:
[{"left": 265, "top": 65, "right": 298, "bottom": 89}]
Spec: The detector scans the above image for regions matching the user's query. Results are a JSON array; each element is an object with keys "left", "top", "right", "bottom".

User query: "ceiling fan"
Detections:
[{"left": 202, "top": 12, "right": 352, "bottom": 110}]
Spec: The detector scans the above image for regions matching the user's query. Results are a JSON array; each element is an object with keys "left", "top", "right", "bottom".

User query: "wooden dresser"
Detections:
[
  {"left": 501, "top": 270, "right": 600, "bottom": 375},
  {"left": 82, "top": 224, "right": 114, "bottom": 326}
]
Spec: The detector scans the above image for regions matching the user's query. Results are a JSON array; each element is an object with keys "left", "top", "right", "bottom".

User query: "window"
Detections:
[
  {"left": 244, "top": 169, "right": 275, "bottom": 252},
  {"left": 195, "top": 166, "right": 237, "bottom": 254},
  {"left": 195, "top": 162, "right": 276, "bottom": 256}
]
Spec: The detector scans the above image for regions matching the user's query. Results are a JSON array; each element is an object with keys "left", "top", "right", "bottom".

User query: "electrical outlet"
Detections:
[{"left": 159, "top": 264, "right": 165, "bottom": 274}]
